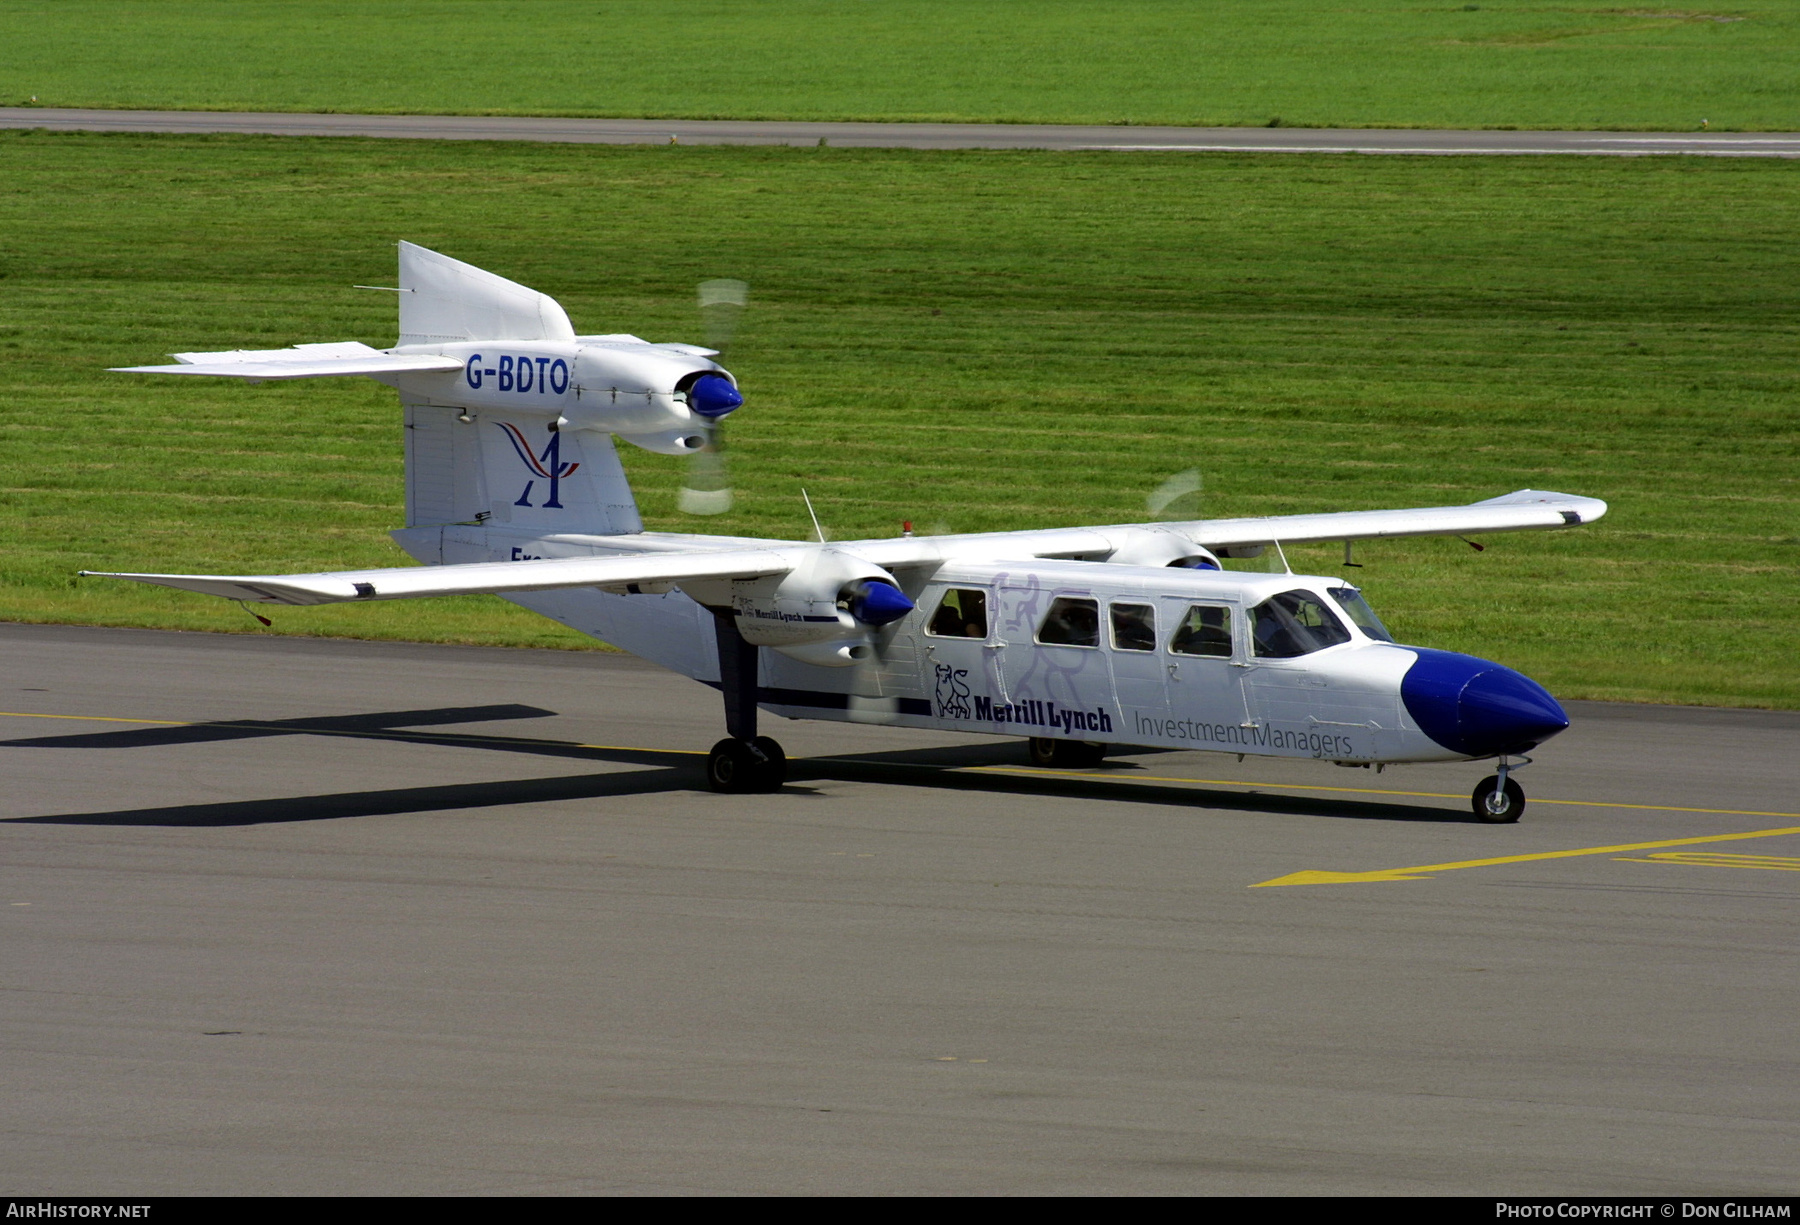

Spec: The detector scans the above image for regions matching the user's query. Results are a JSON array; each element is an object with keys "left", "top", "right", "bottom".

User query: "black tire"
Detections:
[
  {"left": 1472, "top": 775, "right": 1525, "bottom": 823},
  {"left": 708, "top": 737, "right": 787, "bottom": 793},
  {"left": 707, "top": 738, "right": 752, "bottom": 793},
  {"left": 1028, "top": 737, "right": 1107, "bottom": 769},
  {"left": 749, "top": 736, "right": 788, "bottom": 792}
]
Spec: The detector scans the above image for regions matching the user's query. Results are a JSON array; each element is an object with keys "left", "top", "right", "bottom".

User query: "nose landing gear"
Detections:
[{"left": 1472, "top": 754, "right": 1529, "bottom": 823}]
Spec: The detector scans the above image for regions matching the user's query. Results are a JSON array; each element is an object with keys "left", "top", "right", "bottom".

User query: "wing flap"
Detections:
[{"left": 82, "top": 548, "right": 791, "bottom": 606}]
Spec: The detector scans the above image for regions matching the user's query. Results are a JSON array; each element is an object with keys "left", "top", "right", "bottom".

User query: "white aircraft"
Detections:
[{"left": 94, "top": 243, "right": 1606, "bottom": 822}]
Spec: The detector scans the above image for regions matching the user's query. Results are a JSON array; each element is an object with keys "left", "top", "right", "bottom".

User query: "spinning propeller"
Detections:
[
  {"left": 1146, "top": 467, "right": 1204, "bottom": 521},
  {"left": 678, "top": 278, "right": 749, "bottom": 515}
]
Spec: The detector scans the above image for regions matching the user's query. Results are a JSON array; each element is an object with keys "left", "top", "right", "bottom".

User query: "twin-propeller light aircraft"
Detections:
[{"left": 96, "top": 243, "right": 1605, "bottom": 821}]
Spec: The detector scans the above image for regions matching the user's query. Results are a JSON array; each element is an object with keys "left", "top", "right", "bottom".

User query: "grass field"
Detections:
[
  {"left": 2, "top": 1, "right": 1797, "bottom": 132},
  {"left": 0, "top": 130, "right": 1795, "bottom": 707}
]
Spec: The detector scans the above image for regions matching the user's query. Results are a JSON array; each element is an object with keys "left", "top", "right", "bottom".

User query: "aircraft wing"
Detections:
[
  {"left": 845, "top": 489, "right": 1606, "bottom": 569},
  {"left": 1179, "top": 488, "right": 1608, "bottom": 550},
  {"left": 111, "top": 341, "right": 465, "bottom": 381},
  {"left": 81, "top": 548, "right": 791, "bottom": 606}
]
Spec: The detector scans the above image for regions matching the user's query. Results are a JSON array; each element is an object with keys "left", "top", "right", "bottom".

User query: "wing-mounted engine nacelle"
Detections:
[
  {"left": 561, "top": 341, "right": 741, "bottom": 447},
  {"left": 393, "top": 338, "right": 741, "bottom": 454},
  {"left": 1100, "top": 527, "right": 1222, "bottom": 571},
  {"left": 692, "top": 549, "right": 915, "bottom": 666}
]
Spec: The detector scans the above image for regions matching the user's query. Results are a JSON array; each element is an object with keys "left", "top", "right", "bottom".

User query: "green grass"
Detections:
[
  {"left": 2, "top": 1, "right": 1797, "bottom": 131},
  {"left": 0, "top": 131, "right": 1795, "bottom": 706}
]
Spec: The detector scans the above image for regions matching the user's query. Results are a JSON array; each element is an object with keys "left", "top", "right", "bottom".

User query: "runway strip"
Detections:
[
  {"left": 2, "top": 623, "right": 1796, "bottom": 1194},
  {"left": 5, "top": 107, "right": 1799, "bottom": 156}
]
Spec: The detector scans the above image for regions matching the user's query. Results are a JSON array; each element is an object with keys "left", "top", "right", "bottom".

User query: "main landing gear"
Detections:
[
  {"left": 706, "top": 612, "right": 789, "bottom": 794},
  {"left": 708, "top": 736, "right": 787, "bottom": 794},
  {"left": 1472, "top": 755, "right": 1529, "bottom": 823},
  {"left": 1028, "top": 737, "right": 1107, "bottom": 769}
]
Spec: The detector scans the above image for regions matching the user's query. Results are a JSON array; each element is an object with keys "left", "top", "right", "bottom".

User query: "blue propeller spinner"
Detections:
[{"left": 686, "top": 373, "right": 743, "bottom": 419}]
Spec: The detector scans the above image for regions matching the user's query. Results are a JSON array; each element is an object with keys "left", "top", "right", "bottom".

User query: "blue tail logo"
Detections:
[{"left": 497, "top": 422, "right": 581, "bottom": 509}]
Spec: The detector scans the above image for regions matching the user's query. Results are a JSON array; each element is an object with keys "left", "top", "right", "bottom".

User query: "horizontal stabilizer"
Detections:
[
  {"left": 112, "top": 341, "right": 464, "bottom": 381},
  {"left": 82, "top": 547, "right": 791, "bottom": 606}
]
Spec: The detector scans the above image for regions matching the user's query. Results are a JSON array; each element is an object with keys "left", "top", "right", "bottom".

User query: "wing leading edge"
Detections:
[
  {"left": 82, "top": 490, "right": 1604, "bottom": 606},
  {"left": 843, "top": 489, "right": 1607, "bottom": 569},
  {"left": 82, "top": 548, "right": 792, "bottom": 606}
]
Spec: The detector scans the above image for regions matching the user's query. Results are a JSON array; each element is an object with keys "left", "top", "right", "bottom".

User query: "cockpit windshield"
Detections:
[
  {"left": 1327, "top": 586, "right": 1394, "bottom": 643},
  {"left": 1249, "top": 590, "right": 1353, "bottom": 658}
]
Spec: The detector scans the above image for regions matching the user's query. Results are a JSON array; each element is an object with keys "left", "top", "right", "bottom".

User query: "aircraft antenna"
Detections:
[{"left": 801, "top": 488, "right": 827, "bottom": 543}]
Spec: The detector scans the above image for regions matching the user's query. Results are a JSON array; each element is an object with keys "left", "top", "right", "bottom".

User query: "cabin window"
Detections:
[
  {"left": 1328, "top": 587, "right": 1394, "bottom": 642},
  {"left": 1036, "top": 597, "right": 1100, "bottom": 648},
  {"left": 1170, "top": 604, "right": 1233, "bottom": 658},
  {"left": 1110, "top": 603, "right": 1155, "bottom": 652},
  {"left": 1250, "top": 590, "right": 1353, "bottom": 658},
  {"left": 927, "top": 588, "right": 989, "bottom": 638}
]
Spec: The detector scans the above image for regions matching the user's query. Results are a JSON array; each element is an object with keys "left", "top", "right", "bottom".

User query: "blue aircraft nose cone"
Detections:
[
  {"left": 846, "top": 580, "right": 914, "bottom": 627},
  {"left": 1401, "top": 648, "right": 1570, "bottom": 757},
  {"left": 688, "top": 373, "right": 743, "bottom": 420}
]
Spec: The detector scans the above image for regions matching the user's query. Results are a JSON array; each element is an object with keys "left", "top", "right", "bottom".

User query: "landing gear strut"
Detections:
[
  {"left": 1472, "top": 755, "right": 1528, "bottom": 823},
  {"left": 706, "top": 612, "right": 787, "bottom": 794},
  {"left": 1028, "top": 737, "right": 1107, "bottom": 769}
]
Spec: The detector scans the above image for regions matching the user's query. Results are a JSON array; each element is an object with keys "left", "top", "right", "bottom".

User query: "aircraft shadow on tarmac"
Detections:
[{"left": 0, "top": 704, "right": 1467, "bottom": 827}]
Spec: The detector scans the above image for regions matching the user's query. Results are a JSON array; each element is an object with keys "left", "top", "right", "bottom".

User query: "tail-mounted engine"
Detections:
[{"left": 398, "top": 337, "right": 741, "bottom": 457}]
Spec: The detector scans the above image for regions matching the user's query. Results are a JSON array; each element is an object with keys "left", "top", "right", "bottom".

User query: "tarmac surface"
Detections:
[
  {"left": 4, "top": 107, "right": 1800, "bottom": 157},
  {"left": 2, "top": 621, "right": 1797, "bottom": 1194}
]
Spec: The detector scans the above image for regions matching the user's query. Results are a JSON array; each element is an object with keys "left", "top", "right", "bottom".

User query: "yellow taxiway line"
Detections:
[
  {"left": 0, "top": 710, "right": 188, "bottom": 726},
  {"left": 0, "top": 710, "right": 702, "bottom": 757},
  {"left": 970, "top": 764, "right": 1800, "bottom": 821},
  {"left": 7, "top": 713, "right": 1797, "bottom": 888}
]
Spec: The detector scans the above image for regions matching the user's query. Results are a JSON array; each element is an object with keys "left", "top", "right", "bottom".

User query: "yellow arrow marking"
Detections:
[
  {"left": 1253, "top": 825, "right": 1800, "bottom": 887},
  {"left": 1614, "top": 852, "right": 1800, "bottom": 872}
]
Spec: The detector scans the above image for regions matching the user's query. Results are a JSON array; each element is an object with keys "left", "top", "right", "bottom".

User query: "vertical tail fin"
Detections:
[
  {"left": 397, "top": 241, "right": 576, "bottom": 346},
  {"left": 391, "top": 244, "right": 642, "bottom": 561},
  {"left": 400, "top": 406, "right": 643, "bottom": 557}
]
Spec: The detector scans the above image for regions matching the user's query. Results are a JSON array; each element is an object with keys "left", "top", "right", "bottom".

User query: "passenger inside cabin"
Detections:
[
  {"left": 1037, "top": 597, "right": 1100, "bottom": 647},
  {"left": 928, "top": 588, "right": 989, "bottom": 639}
]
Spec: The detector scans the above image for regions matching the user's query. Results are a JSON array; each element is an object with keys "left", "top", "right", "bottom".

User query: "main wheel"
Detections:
[
  {"left": 1028, "top": 737, "right": 1107, "bottom": 768},
  {"left": 707, "top": 738, "right": 754, "bottom": 793},
  {"left": 707, "top": 737, "right": 787, "bottom": 793},
  {"left": 749, "top": 736, "right": 788, "bottom": 792},
  {"left": 1472, "top": 775, "right": 1525, "bottom": 824}
]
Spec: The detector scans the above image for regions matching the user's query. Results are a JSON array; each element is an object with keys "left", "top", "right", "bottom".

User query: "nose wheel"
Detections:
[
  {"left": 708, "top": 737, "right": 787, "bottom": 793},
  {"left": 1472, "top": 757, "right": 1527, "bottom": 823}
]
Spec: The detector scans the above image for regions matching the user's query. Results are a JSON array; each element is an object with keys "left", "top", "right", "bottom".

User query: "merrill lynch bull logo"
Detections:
[
  {"left": 497, "top": 421, "right": 580, "bottom": 509},
  {"left": 934, "top": 664, "right": 1115, "bottom": 734},
  {"left": 934, "top": 664, "right": 972, "bottom": 718}
]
